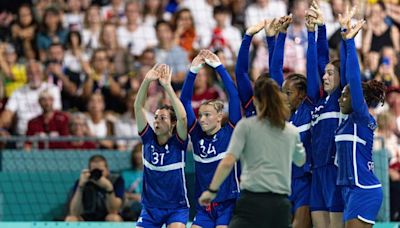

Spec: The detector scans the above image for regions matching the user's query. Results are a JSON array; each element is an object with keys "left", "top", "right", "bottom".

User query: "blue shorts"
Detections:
[
  {"left": 342, "top": 186, "right": 383, "bottom": 224},
  {"left": 136, "top": 206, "right": 189, "bottom": 228},
  {"left": 289, "top": 174, "right": 311, "bottom": 214},
  {"left": 193, "top": 199, "right": 236, "bottom": 227},
  {"left": 310, "top": 165, "right": 344, "bottom": 212}
]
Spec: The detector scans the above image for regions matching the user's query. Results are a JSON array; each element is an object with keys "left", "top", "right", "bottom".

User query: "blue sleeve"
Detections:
[
  {"left": 235, "top": 34, "right": 254, "bottom": 109},
  {"left": 340, "top": 39, "right": 347, "bottom": 87},
  {"left": 317, "top": 25, "right": 330, "bottom": 79},
  {"left": 345, "top": 38, "right": 369, "bottom": 117},
  {"left": 179, "top": 71, "right": 197, "bottom": 128},
  {"left": 266, "top": 36, "right": 276, "bottom": 69},
  {"left": 307, "top": 31, "right": 321, "bottom": 104},
  {"left": 216, "top": 65, "right": 242, "bottom": 125},
  {"left": 270, "top": 33, "right": 286, "bottom": 87}
]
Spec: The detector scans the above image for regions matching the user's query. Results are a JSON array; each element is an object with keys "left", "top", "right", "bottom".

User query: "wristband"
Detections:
[
  {"left": 341, "top": 28, "right": 347, "bottom": 33},
  {"left": 205, "top": 58, "right": 222, "bottom": 68},
  {"left": 106, "top": 189, "right": 114, "bottom": 194},
  {"left": 207, "top": 186, "right": 218, "bottom": 194},
  {"left": 190, "top": 63, "right": 203, "bottom": 74}
]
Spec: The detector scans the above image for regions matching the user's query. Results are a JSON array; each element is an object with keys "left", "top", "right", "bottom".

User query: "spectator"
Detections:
[
  {"left": 115, "top": 90, "right": 154, "bottom": 151},
  {"left": 63, "top": 0, "right": 84, "bottom": 31},
  {"left": 374, "top": 58, "right": 400, "bottom": 87},
  {"left": 25, "top": 89, "right": 69, "bottom": 150},
  {"left": 121, "top": 143, "right": 144, "bottom": 221},
  {"left": 82, "top": 48, "right": 124, "bottom": 112},
  {"left": 0, "top": 60, "right": 61, "bottom": 136},
  {"left": 231, "top": 0, "right": 247, "bottom": 32},
  {"left": 173, "top": 8, "right": 199, "bottom": 55},
  {"left": 0, "top": 43, "right": 27, "bottom": 99},
  {"left": 191, "top": 66, "right": 223, "bottom": 117},
  {"left": 64, "top": 31, "right": 90, "bottom": 77},
  {"left": 100, "top": 22, "right": 133, "bottom": 77},
  {"left": 36, "top": 7, "right": 69, "bottom": 61},
  {"left": 65, "top": 155, "right": 124, "bottom": 221},
  {"left": 142, "top": 0, "right": 164, "bottom": 27},
  {"left": 154, "top": 20, "right": 189, "bottom": 90},
  {"left": 179, "top": 0, "right": 215, "bottom": 47},
  {"left": 101, "top": 0, "right": 125, "bottom": 25},
  {"left": 117, "top": 0, "right": 157, "bottom": 57},
  {"left": 386, "top": 1, "right": 400, "bottom": 30},
  {"left": 46, "top": 42, "right": 82, "bottom": 110},
  {"left": 245, "top": 0, "right": 287, "bottom": 42},
  {"left": 363, "top": 1, "right": 400, "bottom": 54},
  {"left": 381, "top": 46, "right": 400, "bottom": 78},
  {"left": 10, "top": 4, "right": 38, "bottom": 60},
  {"left": 209, "top": 5, "right": 242, "bottom": 67},
  {"left": 86, "top": 93, "right": 115, "bottom": 149},
  {"left": 65, "top": 112, "right": 96, "bottom": 149},
  {"left": 82, "top": 5, "right": 102, "bottom": 52}
]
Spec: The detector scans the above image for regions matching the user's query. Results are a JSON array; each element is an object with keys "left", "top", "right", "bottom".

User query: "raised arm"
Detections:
[
  {"left": 180, "top": 52, "right": 206, "bottom": 128},
  {"left": 264, "top": 18, "right": 279, "bottom": 69},
  {"left": 159, "top": 64, "right": 188, "bottom": 140},
  {"left": 339, "top": 38, "right": 347, "bottom": 87},
  {"left": 205, "top": 51, "right": 242, "bottom": 125},
  {"left": 134, "top": 65, "right": 160, "bottom": 133},
  {"left": 270, "top": 16, "right": 291, "bottom": 87},
  {"left": 305, "top": 14, "right": 320, "bottom": 104},
  {"left": 343, "top": 19, "right": 367, "bottom": 115},
  {"left": 310, "top": 1, "right": 329, "bottom": 78},
  {"left": 235, "top": 21, "right": 264, "bottom": 116},
  {"left": 338, "top": 5, "right": 358, "bottom": 87}
]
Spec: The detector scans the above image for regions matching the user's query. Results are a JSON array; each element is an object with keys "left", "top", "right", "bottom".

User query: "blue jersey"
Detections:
[
  {"left": 335, "top": 38, "right": 381, "bottom": 189},
  {"left": 139, "top": 124, "right": 189, "bottom": 209},
  {"left": 290, "top": 99, "right": 313, "bottom": 178},
  {"left": 335, "top": 113, "right": 381, "bottom": 187},
  {"left": 190, "top": 121, "right": 240, "bottom": 204},
  {"left": 310, "top": 89, "right": 345, "bottom": 168}
]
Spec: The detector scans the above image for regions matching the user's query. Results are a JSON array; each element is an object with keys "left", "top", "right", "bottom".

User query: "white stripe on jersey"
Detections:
[
  {"left": 357, "top": 215, "right": 375, "bottom": 224},
  {"left": 181, "top": 150, "right": 190, "bottom": 207},
  {"left": 143, "top": 158, "right": 185, "bottom": 172},
  {"left": 352, "top": 124, "right": 382, "bottom": 189},
  {"left": 311, "top": 111, "right": 341, "bottom": 126},
  {"left": 193, "top": 151, "right": 228, "bottom": 163},
  {"left": 296, "top": 123, "right": 311, "bottom": 133},
  {"left": 335, "top": 134, "right": 367, "bottom": 145}
]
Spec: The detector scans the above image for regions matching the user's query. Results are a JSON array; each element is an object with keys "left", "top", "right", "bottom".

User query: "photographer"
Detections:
[{"left": 65, "top": 155, "right": 124, "bottom": 221}]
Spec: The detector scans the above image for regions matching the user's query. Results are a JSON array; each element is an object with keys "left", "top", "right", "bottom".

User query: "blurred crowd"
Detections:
[{"left": 0, "top": 0, "right": 399, "bottom": 167}]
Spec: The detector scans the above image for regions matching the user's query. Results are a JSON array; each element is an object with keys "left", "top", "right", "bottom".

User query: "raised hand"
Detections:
[
  {"left": 338, "top": 5, "right": 357, "bottom": 30},
  {"left": 264, "top": 18, "right": 280, "bottom": 37},
  {"left": 277, "top": 14, "right": 293, "bottom": 33},
  {"left": 204, "top": 50, "right": 222, "bottom": 68},
  {"left": 245, "top": 20, "right": 265, "bottom": 36},
  {"left": 343, "top": 19, "right": 365, "bottom": 40},
  {"left": 190, "top": 50, "right": 207, "bottom": 73},
  {"left": 309, "top": 0, "right": 324, "bottom": 26},
  {"left": 305, "top": 13, "right": 317, "bottom": 32},
  {"left": 144, "top": 64, "right": 161, "bottom": 82},
  {"left": 158, "top": 64, "right": 173, "bottom": 88}
]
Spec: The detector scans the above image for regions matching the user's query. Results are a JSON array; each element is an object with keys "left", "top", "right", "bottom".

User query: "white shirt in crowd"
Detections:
[
  {"left": 87, "top": 118, "right": 108, "bottom": 138},
  {"left": 245, "top": 1, "right": 287, "bottom": 40},
  {"left": 5, "top": 83, "right": 62, "bottom": 135},
  {"left": 117, "top": 25, "right": 158, "bottom": 56}
]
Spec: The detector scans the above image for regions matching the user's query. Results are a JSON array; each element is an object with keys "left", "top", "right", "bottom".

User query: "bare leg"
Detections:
[
  {"left": 311, "top": 211, "right": 330, "bottom": 228},
  {"left": 292, "top": 206, "right": 312, "bottom": 228}
]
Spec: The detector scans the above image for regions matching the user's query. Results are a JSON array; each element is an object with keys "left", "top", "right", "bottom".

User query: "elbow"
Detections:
[{"left": 178, "top": 115, "right": 187, "bottom": 125}]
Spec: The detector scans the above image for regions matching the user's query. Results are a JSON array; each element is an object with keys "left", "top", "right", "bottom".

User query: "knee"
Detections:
[
  {"left": 105, "top": 213, "right": 123, "bottom": 222},
  {"left": 65, "top": 215, "right": 80, "bottom": 221}
]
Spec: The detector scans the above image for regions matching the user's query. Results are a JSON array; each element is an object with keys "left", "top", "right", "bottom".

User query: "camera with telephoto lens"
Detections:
[{"left": 89, "top": 168, "right": 103, "bottom": 181}]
